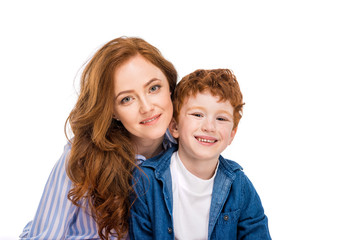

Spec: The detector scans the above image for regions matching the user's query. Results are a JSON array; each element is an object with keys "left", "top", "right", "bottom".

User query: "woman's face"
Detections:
[{"left": 113, "top": 54, "right": 173, "bottom": 142}]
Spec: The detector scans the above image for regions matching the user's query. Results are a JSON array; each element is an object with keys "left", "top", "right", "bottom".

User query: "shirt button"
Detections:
[
  {"left": 168, "top": 227, "right": 173, "bottom": 234},
  {"left": 223, "top": 215, "right": 229, "bottom": 221}
]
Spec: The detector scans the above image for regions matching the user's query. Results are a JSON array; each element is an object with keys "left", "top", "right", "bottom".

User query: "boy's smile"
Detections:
[
  {"left": 170, "top": 91, "right": 237, "bottom": 167},
  {"left": 195, "top": 135, "right": 217, "bottom": 144}
]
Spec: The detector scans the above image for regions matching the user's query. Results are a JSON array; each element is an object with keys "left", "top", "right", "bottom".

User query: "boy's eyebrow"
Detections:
[
  {"left": 218, "top": 109, "right": 233, "bottom": 116},
  {"left": 186, "top": 106, "right": 233, "bottom": 116},
  {"left": 115, "top": 78, "right": 161, "bottom": 100},
  {"left": 186, "top": 106, "right": 206, "bottom": 112}
]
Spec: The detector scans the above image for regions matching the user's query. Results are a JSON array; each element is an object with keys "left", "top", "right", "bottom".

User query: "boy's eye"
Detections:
[
  {"left": 149, "top": 85, "right": 161, "bottom": 93},
  {"left": 217, "top": 116, "right": 230, "bottom": 121},
  {"left": 191, "top": 113, "right": 203, "bottom": 118}
]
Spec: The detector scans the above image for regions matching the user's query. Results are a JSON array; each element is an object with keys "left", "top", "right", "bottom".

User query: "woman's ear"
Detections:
[
  {"left": 169, "top": 118, "right": 179, "bottom": 138},
  {"left": 113, "top": 114, "right": 120, "bottom": 121}
]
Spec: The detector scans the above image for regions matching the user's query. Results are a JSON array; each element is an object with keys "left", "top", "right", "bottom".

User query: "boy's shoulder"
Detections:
[
  {"left": 219, "top": 155, "right": 244, "bottom": 172},
  {"left": 217, "top": 155, "right": 248, "bottom": 182},
  {"left": 137, "top": 146, "right": 177, "bottom": 173}
]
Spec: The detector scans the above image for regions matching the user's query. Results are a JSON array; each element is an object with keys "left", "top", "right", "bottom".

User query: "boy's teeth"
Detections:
[{"left": 197, "top": 138, "right": 216, "bottom": 143}]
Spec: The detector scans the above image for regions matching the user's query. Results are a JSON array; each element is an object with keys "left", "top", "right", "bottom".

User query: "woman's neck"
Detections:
[{"left": 131, "top": 135, "right": 164, "bottom": 159}]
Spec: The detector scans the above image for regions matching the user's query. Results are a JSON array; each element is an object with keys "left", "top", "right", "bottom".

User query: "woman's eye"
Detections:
[
  {"left": 120, "top": 96, "right": 132, "bottom": 104},
  {"left": 149, "top": 85, "right": 161, "bottom": 93}
]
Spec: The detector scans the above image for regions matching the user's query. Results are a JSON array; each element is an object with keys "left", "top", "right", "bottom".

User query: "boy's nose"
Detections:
[{"left": 201, "top": 119, "right": 216, "bottom": 132}]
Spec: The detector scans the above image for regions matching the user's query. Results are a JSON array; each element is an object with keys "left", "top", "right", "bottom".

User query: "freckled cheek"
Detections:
[
  {"left": 163, "top": 94, "right": 173, "bottom": 112},
  {"left": 114, "top": 106, "right": 138, "bottom": 122},
  {"left": 223, "top": 128, "right": 235, "bottom": 138},
  {"left": 167, "top": 101, "right": 173, "bottom": 115}
]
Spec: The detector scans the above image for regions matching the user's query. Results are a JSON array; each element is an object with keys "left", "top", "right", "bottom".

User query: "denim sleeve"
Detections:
[
  {"left": 237, "top": 174, "right": 271, "bottom": 240},
  {"left": 129, "top": 169, "right": 153, "bottom": 240}
]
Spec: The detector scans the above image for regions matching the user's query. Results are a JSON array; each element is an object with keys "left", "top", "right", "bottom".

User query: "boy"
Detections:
[{"left": 130, "top": 69, "right": 271, "bottom": 239}]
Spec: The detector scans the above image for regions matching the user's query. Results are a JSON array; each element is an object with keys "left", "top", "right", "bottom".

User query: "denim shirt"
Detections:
[{"left": 130, "top": 147, "right": 271, "bottom": 240}]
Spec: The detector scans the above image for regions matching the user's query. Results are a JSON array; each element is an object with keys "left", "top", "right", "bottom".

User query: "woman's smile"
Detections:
[
  {"left": 113, "top": 54, "right": 173, "bottom": 142},
  {"left": 140, "top": 114, "right": 161, "bottom": 125}
]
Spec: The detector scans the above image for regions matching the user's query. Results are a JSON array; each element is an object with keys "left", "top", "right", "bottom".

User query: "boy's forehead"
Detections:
[
  {"left": 181, "top": 91, "right": 232, "bottom": 110},
  {"left": 183, "top": 91, "right": 225, "bottom": 104}
]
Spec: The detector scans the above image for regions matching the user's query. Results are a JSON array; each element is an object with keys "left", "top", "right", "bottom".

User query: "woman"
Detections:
[{"left": 20, "top": 37, "right": 177, "bottom": 240}]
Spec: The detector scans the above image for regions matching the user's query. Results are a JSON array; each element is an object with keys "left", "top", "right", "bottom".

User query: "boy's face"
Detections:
[{"left": 170, "top": 91, "right": 237, "bottom": 164}]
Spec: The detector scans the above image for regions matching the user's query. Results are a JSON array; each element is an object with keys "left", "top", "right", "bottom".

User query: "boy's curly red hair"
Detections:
[{"left": 173, "top": 69, "right": 244, "bottom": 129}]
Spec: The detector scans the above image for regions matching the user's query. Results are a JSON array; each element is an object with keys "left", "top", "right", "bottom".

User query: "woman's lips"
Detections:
[{"left": 140, "top": 114, "right": 161, "bottom": 125}]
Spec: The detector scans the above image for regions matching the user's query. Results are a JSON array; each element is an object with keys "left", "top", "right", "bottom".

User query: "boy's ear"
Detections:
[
  {"left": 228, "top": 127, "right": 238, "bottom": 145},
  {"left": 169, "top": 118, "right": 179, "bottom": 138}
]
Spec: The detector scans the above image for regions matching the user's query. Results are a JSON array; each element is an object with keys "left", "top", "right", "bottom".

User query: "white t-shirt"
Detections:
[{"left": 170, "top": 151, "right": 218, "bottom": 240}]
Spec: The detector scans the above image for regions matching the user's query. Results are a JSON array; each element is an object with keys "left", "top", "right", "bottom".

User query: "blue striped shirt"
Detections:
[{"left": 20, "top": 131, "right": 176, "bottom": 240}]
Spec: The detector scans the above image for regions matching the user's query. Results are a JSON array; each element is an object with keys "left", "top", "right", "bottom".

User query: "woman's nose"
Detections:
[{"left": 139, "top": 97, "right": 154, "bottom": 114}]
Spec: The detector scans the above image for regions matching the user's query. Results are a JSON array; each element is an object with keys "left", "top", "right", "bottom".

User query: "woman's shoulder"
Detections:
[
  {"left": 55, "top": 141, "right": 72, "bottom": 169},
  {"left": 42, "top": 141, "right": 73, "bottom": 187}
]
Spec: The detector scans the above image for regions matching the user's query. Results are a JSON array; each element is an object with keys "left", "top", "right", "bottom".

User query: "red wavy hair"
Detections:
[{"left": 65, "top": 37, "right": 177, "bottom": 239}]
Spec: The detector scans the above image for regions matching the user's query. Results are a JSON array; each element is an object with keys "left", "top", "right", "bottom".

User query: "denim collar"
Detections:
[{"left": 142, "top": 146, "right": 243, "bottom": 179}]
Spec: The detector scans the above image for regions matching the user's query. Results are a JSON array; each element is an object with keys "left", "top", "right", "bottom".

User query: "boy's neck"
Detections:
[{"left": 177, "top": 150, "right": 219, "bottom": 180}]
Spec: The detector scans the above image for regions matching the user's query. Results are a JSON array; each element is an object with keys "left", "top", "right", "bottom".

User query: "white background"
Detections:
[{"left": 1, "top": 1, "right": 359, "bottom": 239}]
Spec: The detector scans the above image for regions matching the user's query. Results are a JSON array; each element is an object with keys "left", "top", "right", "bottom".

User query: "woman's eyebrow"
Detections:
[
  {"left": 115, "top": 89, "right": 133, "bottom": 101},
  {"left": 144, "top": 78, "right": 161, "bottom": 87},
  {"left": 115, "top": 78, "right": 162, "bottom": 100}
]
